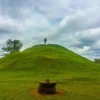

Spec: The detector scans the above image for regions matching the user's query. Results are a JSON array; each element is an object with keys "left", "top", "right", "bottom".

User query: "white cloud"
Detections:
[
  {"left": 0, "top": 16, "right": 23, "bottom": 33},
  {"left": 74, "top": 46, "right": 90, "bottom": 54},
  {"left": 92, "top": 40, "right": 100, "bottom": 49}
]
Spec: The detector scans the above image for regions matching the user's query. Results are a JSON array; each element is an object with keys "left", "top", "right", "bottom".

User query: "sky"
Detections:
[{"left": 0, "top": 0, "right": 100, "bottom": 60}]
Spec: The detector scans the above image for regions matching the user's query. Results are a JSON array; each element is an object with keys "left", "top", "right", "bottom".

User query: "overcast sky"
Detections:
[{"left": 0, "top": 0, "right": 100, "bottom": 60}]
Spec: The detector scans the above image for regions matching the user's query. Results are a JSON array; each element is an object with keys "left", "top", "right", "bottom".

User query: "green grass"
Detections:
[{"left": 0, "top": 44, "right": 100, "bottom": 100}]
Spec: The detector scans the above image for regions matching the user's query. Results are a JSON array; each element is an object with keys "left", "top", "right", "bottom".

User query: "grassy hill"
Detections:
[
  {"left": 0, "top": 44, "right": 95, "bottom": 71},
  {"left": 0, "top": 44, "right": 100, "bottom": 100}
]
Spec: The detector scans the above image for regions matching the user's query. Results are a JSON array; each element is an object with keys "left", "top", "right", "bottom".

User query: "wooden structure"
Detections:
[{"left": 38, "top": 80, "right": 56, "bottom": 94}]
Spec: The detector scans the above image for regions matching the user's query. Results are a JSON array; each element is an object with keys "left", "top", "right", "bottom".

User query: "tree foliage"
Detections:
[
  {"left": 2, "top": 39, "right": 23, "bottom": 53},
  {"left": 94, "top": 58, "right": 100, "bottom": 63}
]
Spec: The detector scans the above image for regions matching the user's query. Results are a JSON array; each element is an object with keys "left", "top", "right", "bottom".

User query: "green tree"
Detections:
[
  {"left": 2, "top": 39, "right": 23, "bottom": 53},
  {"left": 94, "top": 58, "right": 100, "bottom": 63}
]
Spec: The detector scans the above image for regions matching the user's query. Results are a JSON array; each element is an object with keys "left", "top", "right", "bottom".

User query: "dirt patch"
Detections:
[{"left": 29, "top": 89, "right": 65, "bottom": 97}]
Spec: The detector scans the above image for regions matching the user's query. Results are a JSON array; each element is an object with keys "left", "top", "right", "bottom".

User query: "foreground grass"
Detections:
[{"left": 0, "top": 70, "right": 100, "bottom": 100}]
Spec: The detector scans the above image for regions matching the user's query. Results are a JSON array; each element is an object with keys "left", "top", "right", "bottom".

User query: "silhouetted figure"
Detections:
[{"left": 44, "top": 38, "right": 47, "bottom": 45}]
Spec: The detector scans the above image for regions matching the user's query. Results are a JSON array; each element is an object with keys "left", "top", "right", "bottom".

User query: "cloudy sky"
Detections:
[{"left": 0, "top": 0, "right": 100, "bottom": 60}]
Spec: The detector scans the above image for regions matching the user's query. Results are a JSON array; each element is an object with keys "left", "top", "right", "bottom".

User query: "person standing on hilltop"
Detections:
[{"left": 44, "top": 38, "right": 47, "bottom": 45}]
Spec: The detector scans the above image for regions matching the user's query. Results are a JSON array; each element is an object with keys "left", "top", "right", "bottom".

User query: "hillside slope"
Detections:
[{"left": 0, "top": 44, "right": 96, "bottom": 71}]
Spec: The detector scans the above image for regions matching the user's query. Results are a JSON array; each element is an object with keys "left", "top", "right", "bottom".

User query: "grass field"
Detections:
[{"left": 0, "top": 44, "right": 100, "bottom": 100}]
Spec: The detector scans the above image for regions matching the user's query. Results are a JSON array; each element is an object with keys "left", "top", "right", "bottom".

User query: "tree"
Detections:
[
  {"left": 94, "top": 58, "right": 100, "bottom": 63},
  {"left": 2, "top": 39, "right": 23, "bottom": 53}
]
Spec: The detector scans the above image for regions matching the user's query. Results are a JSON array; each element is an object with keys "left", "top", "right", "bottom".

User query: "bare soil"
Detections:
[{"left": 29, "top": 89, "right": 65, "bottom": 97}]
